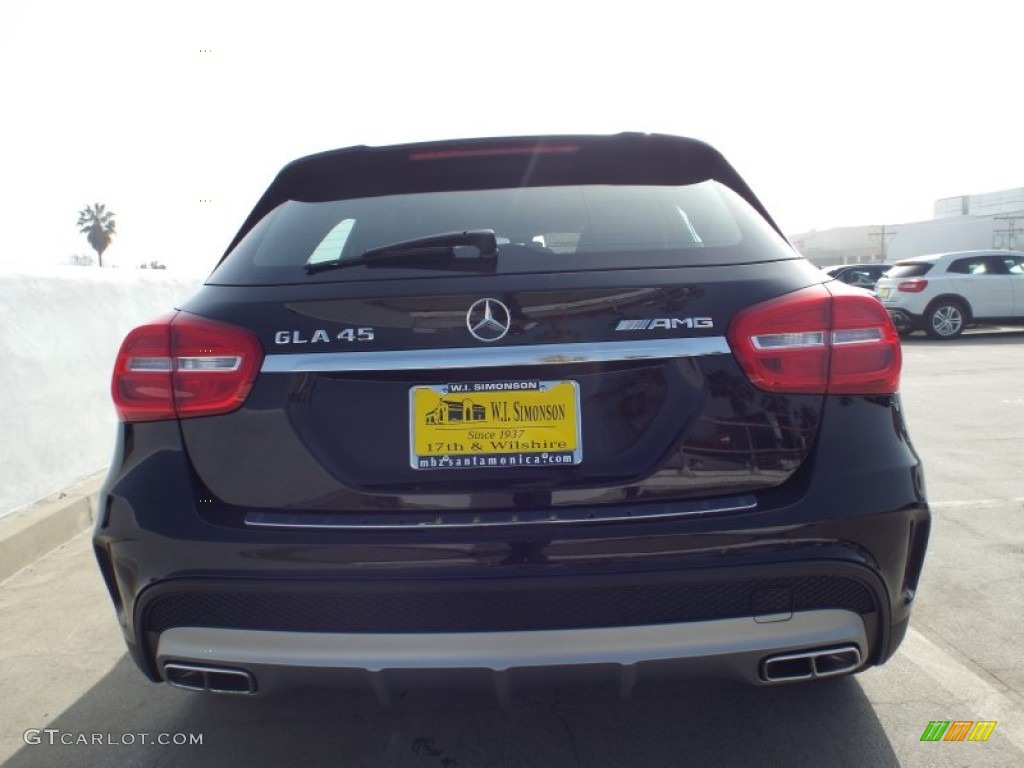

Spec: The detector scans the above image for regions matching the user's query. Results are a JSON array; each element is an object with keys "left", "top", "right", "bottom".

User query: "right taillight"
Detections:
[
  {"left": 727, "top": 283, "right": 901, "bottom": 395},
  {"left": 111, "top": 312, "right": 264, "bottom": 422},
  {"left": 897, "top": 278, "right": 928, "bottom": 293}
]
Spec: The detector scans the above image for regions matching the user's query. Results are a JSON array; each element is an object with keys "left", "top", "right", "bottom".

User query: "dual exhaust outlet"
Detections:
[
  {"left": 164, "top": 663, "right": 256, "bottom": 695},
  {"left": 760, "top": 645, "right": 862, "bottom": 683},
  {"left": 164, "top": 645, "right": 861, "bottom": 694}
]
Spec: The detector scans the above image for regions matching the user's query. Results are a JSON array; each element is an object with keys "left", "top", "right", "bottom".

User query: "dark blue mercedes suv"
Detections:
[{"left": 94, "top": 133, "right": 929, "bottom": 698}]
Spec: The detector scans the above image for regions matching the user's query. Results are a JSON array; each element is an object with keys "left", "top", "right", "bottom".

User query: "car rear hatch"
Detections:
[{"left": 158, "top": 135, "right": 898, "bottom": 518}]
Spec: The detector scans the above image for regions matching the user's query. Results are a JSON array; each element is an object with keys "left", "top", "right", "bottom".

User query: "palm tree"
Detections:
[{"left": 77, "top": 203, "right": 117, "bottom": 266}]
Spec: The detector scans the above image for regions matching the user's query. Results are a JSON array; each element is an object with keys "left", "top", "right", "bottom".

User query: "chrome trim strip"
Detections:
[
  {"left": 156, "top": 610, "right": 867, "bottom": 678},
  {"left": 244, "top": 497, "right": 757, "bottom": 530},
  {"left": 260, "top": 337, "right": 731, "bottom": 373}
]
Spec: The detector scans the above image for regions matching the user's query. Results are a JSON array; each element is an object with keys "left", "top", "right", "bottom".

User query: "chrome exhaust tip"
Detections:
[
  {"left": 812, "top": 647, "right": 863, "bottom": 678},
  {"left": 761, "top": 645, "right": 862, "bottom": 683},
  {"left": 164, "top": 663, "right": 257, "bottom": 694}
]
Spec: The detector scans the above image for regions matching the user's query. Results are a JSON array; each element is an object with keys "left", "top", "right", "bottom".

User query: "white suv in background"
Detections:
[{"left": 874, "top": 250, "right": 1024, "bottom": 339}]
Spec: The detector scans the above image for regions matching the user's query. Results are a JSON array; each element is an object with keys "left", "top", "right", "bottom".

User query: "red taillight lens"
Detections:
[
  {"left": 111, "top": 312, "right": 264, "bottom": 422},
  {"left": 111, "top": 313, "right": 176, "bottom": 422},
  {"left": 727, "top": 283, "right": 901, "bottom": 395},
  {"left": 897, "top": 278, "right": 928, "bottom": 293},
  {"left": 170, "top": 313, "right": 264, "bottom": 418}
]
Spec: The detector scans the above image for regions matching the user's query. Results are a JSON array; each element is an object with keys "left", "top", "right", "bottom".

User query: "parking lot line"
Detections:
[
  {"left": 901, "top": 628, "right": 1024, "bottom": 752},
  {"left": 929, "top": 499, "right": 1024, "bottom": 508}
]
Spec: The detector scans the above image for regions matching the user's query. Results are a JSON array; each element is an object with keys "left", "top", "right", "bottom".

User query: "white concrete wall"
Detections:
[{"left": 0, "top": 266, "right": 203, "bottom": 517}]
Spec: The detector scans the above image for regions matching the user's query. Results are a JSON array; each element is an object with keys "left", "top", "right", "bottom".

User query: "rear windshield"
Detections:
[
  {"left": 886, "top": 262, "right": 933, "bottom": 278},
  {"left": 208, "top": 181, "right": 796, "bottom": 285}
]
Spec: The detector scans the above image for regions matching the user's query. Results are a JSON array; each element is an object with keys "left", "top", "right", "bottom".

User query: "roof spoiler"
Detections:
[{"left": 220, "top": 133, "right": 784, "bottom": 262}]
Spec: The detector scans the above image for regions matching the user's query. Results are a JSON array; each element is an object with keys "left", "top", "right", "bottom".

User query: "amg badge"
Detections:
[{"left": 615, "top": 318, "right": 714, "bottom": 331}]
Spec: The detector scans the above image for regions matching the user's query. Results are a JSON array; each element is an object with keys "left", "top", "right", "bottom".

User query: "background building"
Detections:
[
  {"left": 790, "top": 225, "right": 884, "bottom": 267},
  {"left": 934, "top": 187, "right": 1024, "bottom": 219},
  {"left": 790, "top": 186, "right": 1024, "bottom": 266}
]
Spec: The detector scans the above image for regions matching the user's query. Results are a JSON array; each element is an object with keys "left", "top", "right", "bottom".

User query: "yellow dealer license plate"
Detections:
[
  {"left": 877, "top": 287, "right": 891, "bottom": 299},
  {"left": 410, "top": 380, "right": 581, "bottom": 470}
]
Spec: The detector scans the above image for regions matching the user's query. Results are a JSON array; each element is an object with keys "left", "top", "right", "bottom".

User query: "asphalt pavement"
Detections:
[{"left": 1, "top": 329, "right": 1022, "bottom": 767}]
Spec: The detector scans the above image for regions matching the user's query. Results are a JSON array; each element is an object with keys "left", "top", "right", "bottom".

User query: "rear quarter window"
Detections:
[
  {"left": 886, "top": 263, "right": 933, "bottom": 278},
  {"left": 946, "top": 257, "right": 1008, "bottom": 275}
]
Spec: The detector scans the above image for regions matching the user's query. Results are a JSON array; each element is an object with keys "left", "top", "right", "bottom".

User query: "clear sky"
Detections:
[{"left": 1, "top": 0, "right": 1020, "bottom": 275}]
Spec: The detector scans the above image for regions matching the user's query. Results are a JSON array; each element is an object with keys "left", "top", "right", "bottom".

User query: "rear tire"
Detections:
[
  {"left": 889, "top": 311, "right": 914, "bottom": 337},
  {"left": 924, "top": 300, "right": 967, "bottom": 340}
]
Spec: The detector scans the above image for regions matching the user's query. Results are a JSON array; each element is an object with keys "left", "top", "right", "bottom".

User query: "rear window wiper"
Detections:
[{"left": 306, "top": 229, "right": 498, "bottom": 274}]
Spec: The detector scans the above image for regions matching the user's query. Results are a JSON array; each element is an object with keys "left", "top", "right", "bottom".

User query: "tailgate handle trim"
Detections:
[{"left": 261, "top": 337, "right": 730, "bottom": 373}]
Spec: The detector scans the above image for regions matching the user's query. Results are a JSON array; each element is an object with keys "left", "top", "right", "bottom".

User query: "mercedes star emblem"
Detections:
[{"left": 466, "top": 298, "right": 511, "bottom": 342}]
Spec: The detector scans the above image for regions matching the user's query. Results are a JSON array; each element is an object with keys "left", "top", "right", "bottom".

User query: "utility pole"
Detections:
[
  {"left": 869, "top": 224, "right": 897, "bottom": 262},
  {"left": 993, "top": 213, "right": 1024, "bottom": 251}
]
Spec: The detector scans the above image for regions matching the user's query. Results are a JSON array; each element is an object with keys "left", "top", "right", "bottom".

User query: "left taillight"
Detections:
[
  {"left": 111, "top": 312, "right": 264, "bottom": 422},
  {"left": 897, "top": 278, "right": 928, "bottom": 293}
]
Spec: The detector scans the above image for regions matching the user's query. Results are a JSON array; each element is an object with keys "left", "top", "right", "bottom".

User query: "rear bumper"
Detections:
[
  {"left": 107, "top": 543, "right": 914, "bottom": 690},
  {"left": 155, "top": 609, "right": 868, "bottom": 696},
  {"left": 94, "top": 396, "right": 930, "bottom": 691}
]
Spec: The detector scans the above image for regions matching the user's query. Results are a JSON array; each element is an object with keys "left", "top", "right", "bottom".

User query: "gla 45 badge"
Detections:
[{"left": 274, "top": 328, "right": 375, "bottom": 345}]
